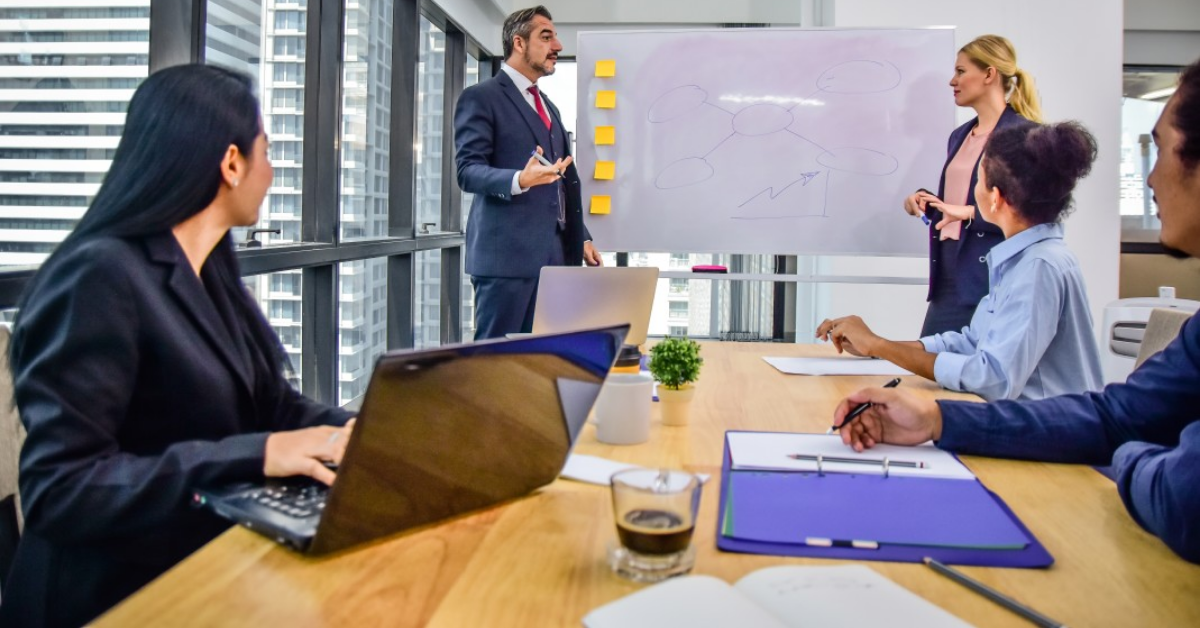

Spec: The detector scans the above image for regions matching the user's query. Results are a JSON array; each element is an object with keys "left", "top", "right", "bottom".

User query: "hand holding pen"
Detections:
[
  {"left": 832, "top": 385, "right": 945, "bottom": 452},
  {"left": 903, "top": 188, "right": 940, "bottom": 225},
  {"left": 518, "top": 146, "right": 571, "bottom": 189},
  {"left": 827, "top": 377, "right": 901, "bottom": 434}
]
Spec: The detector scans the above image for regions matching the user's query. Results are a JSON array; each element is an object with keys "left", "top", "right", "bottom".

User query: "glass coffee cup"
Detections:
[{"left": 608, "top": 468, "right": 702, "bottom": 582}]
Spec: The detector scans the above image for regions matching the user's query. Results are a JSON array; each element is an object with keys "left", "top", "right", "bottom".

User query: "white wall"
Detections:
[
  {"left": 1124, "top": 0, "right": 1200, "bottom": 65},
  {"left": 488, "top": 0, "right": 805, "bottom": 26},
  {"left": 435, "top": 0, "right": 509, "bottom": 55},
  {"left": 833, "top": 0, "right": 1124, "bottom": 343}
]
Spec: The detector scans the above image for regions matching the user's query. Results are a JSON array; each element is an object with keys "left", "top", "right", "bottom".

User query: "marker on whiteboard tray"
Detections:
[{"left": 530, "top": 149, "right": 563, "bottom": 177}]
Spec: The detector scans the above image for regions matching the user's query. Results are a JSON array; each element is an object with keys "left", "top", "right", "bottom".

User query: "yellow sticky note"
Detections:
[
  {"left": 595, "top": 60, "right": 616, "bottom": 77},
  {"left": 595, "top": 126, "right": 615, "bottom": 145},
  {"left": 594, "top": 161, "right": 616, "bottom": 180},
  {"left": 590, "top": 195, "right": 612, "bottom": 214},
  {"left": 595, "top": 90, "right": 617, "bottom": 109}
]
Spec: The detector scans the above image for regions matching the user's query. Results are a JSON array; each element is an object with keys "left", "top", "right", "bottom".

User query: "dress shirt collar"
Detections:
[
  {"left": 501, "top": 62, "right": 536, "bottom": 94},
  {"left": 986, "top": 222, "right": 1064, "bottom": 275}
]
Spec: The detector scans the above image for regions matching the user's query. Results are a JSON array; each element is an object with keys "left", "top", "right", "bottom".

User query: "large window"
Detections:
[
  {"left": 206, "top": 0, "right": 306, "bottom": 248},
  {"left": 414, "top": 249, "right": 441, "bottom": 348},
  {"left": 0, "top": 2, "right": 485, "bottom": 406},
  {"left": 416, "top": 16, "right": 445, "bottom": 234},
  {"left": 1121, "top": 66, "right": 1181, "bottom": 244},
  {"left": 340, "top": 0, "right": 392, "bottom": 241},
  {"left": 337, "top": 259, "right": 387, "bottom": 405},
  {"left": 460, "top": 53, "right": 482, "bottom": 339},
  {"left": 0, "top": 1, "right": 151, "bottom": 267}
]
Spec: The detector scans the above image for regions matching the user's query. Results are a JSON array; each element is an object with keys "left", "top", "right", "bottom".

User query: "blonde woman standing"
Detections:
[{"left": 903, "top": 35, "right": 1042, "bottom": 336}]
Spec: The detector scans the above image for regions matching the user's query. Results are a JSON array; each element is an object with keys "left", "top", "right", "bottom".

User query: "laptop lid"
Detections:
[
  {"left": 532, "top": 267, "right": 659, "bottom": 346},
  {"left": 308, "top": 324, "right": 629, "bottom": 555}
]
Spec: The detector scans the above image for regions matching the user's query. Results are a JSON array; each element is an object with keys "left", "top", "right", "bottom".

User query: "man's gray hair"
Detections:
[{"left": 502, "top": 6, "right": 553, "bottom": 60}]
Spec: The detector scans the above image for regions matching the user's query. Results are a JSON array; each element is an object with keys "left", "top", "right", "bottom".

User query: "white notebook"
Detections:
[{"left": 583, "top": 565, "right": 973, "bottom": 628}]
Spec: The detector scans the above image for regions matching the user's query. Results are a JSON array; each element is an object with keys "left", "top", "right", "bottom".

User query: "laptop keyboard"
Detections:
[{"left": 238, "top": 482, "right": 328, "bottom": 519}]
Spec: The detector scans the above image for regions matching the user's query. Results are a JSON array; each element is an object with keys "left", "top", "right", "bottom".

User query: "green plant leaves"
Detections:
[{"left": 648, "top": 336, "right": 703, "bottom": 390}]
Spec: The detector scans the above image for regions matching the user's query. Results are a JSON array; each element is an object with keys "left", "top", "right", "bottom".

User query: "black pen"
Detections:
[
  {"left": 827, "top": 377, "right": 902, "bottom": 434},
  {"left": 923, "top": 557, "right": 1066, "bottom": 628}
]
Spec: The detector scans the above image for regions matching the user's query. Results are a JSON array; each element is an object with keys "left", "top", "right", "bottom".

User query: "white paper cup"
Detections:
[{"left": 594, "top": 374, "right": 653, "bottom": 445}]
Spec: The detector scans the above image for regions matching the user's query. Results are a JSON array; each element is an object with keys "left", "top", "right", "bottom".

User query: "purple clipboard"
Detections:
[{"left": 715, "top": 432, "right": 1054, "bottom": 568}]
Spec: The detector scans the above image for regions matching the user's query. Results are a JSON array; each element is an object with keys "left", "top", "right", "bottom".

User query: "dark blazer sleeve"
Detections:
[
  {"left": 454, "top": 83, "right": 520, "bottom": 200},
  {"left": 936, "top": 313, "right": 1200, "bottom": 563},
  {"left": 12, "top": 243, "right": 269, "bottom": 545}
]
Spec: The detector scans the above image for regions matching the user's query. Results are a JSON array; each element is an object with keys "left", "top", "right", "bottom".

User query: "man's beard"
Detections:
[{"left": 525, "top": 50, "right": 555, "bottom": 77}]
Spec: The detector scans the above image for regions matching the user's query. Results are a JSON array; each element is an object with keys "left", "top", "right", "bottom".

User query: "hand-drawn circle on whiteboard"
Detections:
[
  {"left": 816, "top": 147, "right": 899, "bottom": 176},
  {"left": 816, "top": 60, "right": 902, "bottom": 94},
  {"left": 648, "top": 85, "right": 708, "bottom": 123},
  {"left": 655, "top": 157, "right": 714, "bottom": 189},
  {"left": 732, "top": 104, "right": 795, "bottom": 136}
]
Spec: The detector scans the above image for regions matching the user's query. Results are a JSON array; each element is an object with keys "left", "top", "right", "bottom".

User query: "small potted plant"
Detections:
[{"left": 648, "top": 336, "right": 703, "bottom": 426}]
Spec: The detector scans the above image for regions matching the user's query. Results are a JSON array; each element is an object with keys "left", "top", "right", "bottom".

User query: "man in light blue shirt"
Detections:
[
  {"left": 919, "top": 221, "right": 1101, "bottom": 400},
  {"left": 817, "top": 121, "right": 1103, "bottom": 401}
]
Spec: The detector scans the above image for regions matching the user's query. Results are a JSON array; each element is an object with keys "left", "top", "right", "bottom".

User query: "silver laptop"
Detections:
[{"left": 533, "top": 267, "right": 659, "bottom": 345}]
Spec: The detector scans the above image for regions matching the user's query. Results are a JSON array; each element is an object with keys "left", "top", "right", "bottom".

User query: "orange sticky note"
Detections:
[
  {"left": 595, "top": 126, "right": 615, "bottom": 145},
  {"left": 595, "top": 60, "right": 616, "bottom": 77},
  {"left": 595, "top": 90, "right": 616, "bottom": 109},
  {"left": 594, "top": 161, "right": 615, "bottom": 180},
  {"left": 590, "top": 195, "right": 612, "bottom": 214}
]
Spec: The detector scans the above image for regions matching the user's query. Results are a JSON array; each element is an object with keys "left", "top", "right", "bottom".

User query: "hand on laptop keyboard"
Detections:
[{"left": 263, "top": 418, "right": 356, "bottom": 485}]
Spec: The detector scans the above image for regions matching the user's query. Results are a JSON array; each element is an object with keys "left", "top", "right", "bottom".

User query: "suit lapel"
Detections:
[
  {"left": 494, "top": 72, "right": 551, "bottom": 146},
  {"left": 145, "top": 233, "right": 254, "bottom": 399}
]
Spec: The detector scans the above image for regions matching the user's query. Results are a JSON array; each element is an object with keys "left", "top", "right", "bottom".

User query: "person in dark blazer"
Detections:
[
  {"left": 0, "top": 65, "right": 355, "bottom": 628},
  {"left": 902, "top": 35, "right": 1041, "bottom": 336},
  {"left": 454, "top": 5, "right": 602, "bottom": 340}
]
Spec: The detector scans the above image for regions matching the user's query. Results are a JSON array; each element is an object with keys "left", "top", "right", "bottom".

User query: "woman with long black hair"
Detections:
[{"left": 0, "top": 64, "right": 354, "bottom": 627}]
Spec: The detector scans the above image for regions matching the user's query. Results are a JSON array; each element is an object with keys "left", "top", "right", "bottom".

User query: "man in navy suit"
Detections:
[{"left": 454, "top": 5, "right": 602, "bottom": 340}]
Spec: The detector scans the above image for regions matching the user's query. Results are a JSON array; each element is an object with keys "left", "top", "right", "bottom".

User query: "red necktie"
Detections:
[{"left": 528, "top": 85, "right": 552, "bottom": 129}]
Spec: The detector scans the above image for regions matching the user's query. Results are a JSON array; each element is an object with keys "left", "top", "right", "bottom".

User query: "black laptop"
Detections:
[{"left": 193, "top": 325, "right": 628, "bottom": 555}]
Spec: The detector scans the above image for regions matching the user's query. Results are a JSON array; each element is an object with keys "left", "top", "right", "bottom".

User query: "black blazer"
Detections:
[
  {"left": 0, "top": 233, "right": 351, "bottom": 628},
  {"left": 454, "top": 70, "right": 590, "bottom": 278},
  {"left": 926, "top": 106, "right": 1034, "bottom": 307}
]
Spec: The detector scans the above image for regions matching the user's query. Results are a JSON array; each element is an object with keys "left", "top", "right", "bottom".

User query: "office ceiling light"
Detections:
[{"left": 1140, "top": 86, "right": 1177, "bottom": 101}]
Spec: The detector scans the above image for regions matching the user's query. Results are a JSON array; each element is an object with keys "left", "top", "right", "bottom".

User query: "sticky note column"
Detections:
[{"left": 591, "top": 59, "right": 616, "bottom": 215}]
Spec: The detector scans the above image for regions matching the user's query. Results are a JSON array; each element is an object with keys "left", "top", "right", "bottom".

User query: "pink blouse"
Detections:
[{"left": 940, "top": 129, "right": 989, "bottom": 240}]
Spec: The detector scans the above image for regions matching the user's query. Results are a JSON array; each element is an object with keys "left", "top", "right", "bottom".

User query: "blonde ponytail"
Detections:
[
  {"left": 1008, "top": 68, "right": 1043, "bottom": 123},
  {"left": 960, "top": 35, "right": 1043, "bottom": 122}
]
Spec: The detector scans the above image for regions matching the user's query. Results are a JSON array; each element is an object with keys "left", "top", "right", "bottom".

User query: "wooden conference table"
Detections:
[{"left": 96, "top": 343, "right": 1200, "bottom": 627}]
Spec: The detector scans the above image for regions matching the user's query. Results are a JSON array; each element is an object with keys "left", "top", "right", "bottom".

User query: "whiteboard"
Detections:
[{"left": 577, "top": 28, "right": 955, "bottom": 256}]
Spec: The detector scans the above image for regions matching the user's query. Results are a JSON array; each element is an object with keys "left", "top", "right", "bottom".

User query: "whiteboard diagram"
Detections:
[
  {"left": 578, "top": 28, "right": 955, "bottom": 256},
  {"left": 650, "top": 60, "right": 903, "bottom": 220}
]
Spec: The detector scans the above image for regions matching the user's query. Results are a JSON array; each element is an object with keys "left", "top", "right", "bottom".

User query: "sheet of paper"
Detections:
[
  {"left": 736, "top": 566, "right": 974, "bottom": 628},
  {"left": 594, "top": 59, "right": 616, "bottom": 77},
  {"left": 763, "top": 356, "right": 912, "bottom": 376},
  {"left": 595, "top": 90, "right": 617, "bottom": 108},
  {"left": 595, "top": 126, "right": 616, "bottom": 145},
  {"left": 593, "top": 161, "right": 615, "bottom": 180},
  {"left": 590, "top": 195, "right": 611, "bottom": 214},
  {"left": 726, "top": 432, "right": 975, "bottom": 481},
  {"left": 561, "top": 454, "right": 709, "bottom": 486},
  {"left": 583, "top": 575, "right": 786, "bottom": 628}
]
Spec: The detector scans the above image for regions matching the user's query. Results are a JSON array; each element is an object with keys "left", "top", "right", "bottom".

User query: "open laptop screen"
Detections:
[{"left": 308, "top": 325, "right": 629, "bottom": 553}]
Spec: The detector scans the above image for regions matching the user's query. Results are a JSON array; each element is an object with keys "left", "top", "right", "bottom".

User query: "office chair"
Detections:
[
  {"left": 1135, "top": 308, "right": 1194, "bottom": 369},
  {"left": 0, "top": 325, "right": 24, "bottom": 596}
]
